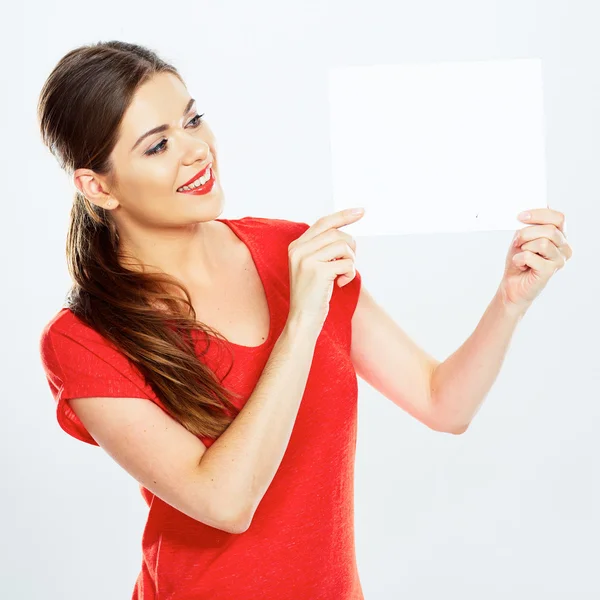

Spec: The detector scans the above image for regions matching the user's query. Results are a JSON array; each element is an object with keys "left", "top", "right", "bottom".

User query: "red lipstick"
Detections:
[
  {"left": 178, "top": 162, "right": 212, "bottom": 187},
  {"left": 177, "top": 164, "right": 216, "bottom": 195}
]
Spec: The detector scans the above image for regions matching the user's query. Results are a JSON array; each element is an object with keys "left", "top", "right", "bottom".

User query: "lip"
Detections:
[
  {"left": 177, "top": 162, "right": 213, "bottom": 190},
  {"left": 177, "top": 167, "right": 216, "bottom": 195}
]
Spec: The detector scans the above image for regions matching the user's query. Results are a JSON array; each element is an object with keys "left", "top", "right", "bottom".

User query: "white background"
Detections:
[{"left": 2, "top": 1, "right": 598, "bottom": 598}]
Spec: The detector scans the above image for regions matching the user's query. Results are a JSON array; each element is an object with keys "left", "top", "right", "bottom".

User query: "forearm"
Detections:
[
  {"left": 430, "top": 288, "right": 527, "bottom": 432},
  {"left": 199, "top": 314, "right": 319, "bottom": 531}
]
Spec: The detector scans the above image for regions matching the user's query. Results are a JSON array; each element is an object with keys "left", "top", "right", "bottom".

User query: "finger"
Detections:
[
  {"left": 521, "top": 235, "right": 573, "bottom": 262},
  {"left": 518, "top": 208, "right": 567, "bottom": 235},
  {"left": 334, "top": 230, "right": 356, "bottom": 253},
  {"left": 515, "top": 224, "right": 567, "bottom": 249},
  {"left": 513, "top": 250, "right": 557, "bottom": 273},
  {"left": 520, "top": 238, "right": 562, "bottom": 261},
  {"left": 317, "top": 230, "right": 357, "bottom": 256},
  {"left": 302, "top": 209, "right": 364, "bottom": 243}
]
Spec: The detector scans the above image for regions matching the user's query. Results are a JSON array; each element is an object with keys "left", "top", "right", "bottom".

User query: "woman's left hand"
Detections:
[{"left": 499, "top": 208, "right": 573, "bottom": 313}]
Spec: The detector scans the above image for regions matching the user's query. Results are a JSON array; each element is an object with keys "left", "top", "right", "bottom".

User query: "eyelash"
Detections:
[{"left": 145, "top": 113, "right": 205, "bottom": 156}]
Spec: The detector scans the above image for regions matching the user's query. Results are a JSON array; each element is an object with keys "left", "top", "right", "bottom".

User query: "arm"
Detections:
[
  {"left": 67, "top": 315, "right": 320, "bottom": 535},
  {"left": 198, "top": 315, "right": 319, "bottom": 531},
  {"left": 429, "top": 287, "right": 527, "bottom": 433}
]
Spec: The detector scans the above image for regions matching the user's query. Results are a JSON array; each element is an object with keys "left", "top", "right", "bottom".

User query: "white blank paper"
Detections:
[{"left": 327, "top": 58, "right": 548, "bottom": 236}]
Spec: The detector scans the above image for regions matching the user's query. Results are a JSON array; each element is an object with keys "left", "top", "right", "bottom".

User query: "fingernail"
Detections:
[
  {"left": 518, "top": 211, "right": 531, "bottom": 220},
  {"left": 351, "top": 207, "right": 365, "bottom": 214}
]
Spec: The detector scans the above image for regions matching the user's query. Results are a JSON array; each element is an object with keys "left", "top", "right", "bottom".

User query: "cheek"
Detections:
[
  {"left": 130, "top": 162, "right": 178, "bottom": 196},
  {"left": 156, "top": 164, "right": 180, "bottom": 192}
]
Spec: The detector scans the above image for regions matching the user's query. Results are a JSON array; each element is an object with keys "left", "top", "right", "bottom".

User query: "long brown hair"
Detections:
[{"left": 37, "top": 40, "right": 242, "bottom": 440}]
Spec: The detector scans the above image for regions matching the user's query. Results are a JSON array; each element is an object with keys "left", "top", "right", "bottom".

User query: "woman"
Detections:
[
  {"left": 38, "top": 40, "right": 366, "bottom": 599},
  {"left": 38, "top": 40, "right": 571, "bottom": 600}
]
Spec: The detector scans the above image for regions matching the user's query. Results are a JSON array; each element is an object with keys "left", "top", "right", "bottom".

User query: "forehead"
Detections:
[{"left": 119, "top": 72, "right": 189, "bottom": 141}]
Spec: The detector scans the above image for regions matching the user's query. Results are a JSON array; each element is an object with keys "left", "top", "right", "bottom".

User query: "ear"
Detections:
[{"left": 73, "top": 168, "right": 118, "bottom": 210}]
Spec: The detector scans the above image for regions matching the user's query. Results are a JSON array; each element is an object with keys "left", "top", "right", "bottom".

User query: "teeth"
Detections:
[{"left": 178, "top": 167, "right": 212, "bottom": 192}]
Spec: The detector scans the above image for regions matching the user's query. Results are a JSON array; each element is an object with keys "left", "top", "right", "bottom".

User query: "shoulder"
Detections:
[
  {"left": 39, "top": 307, "right": 151, "bottom": 396},
  {"left": 38, "top": 309, "right": 155, "bottom": 446},
  {"left": 40, "top": 308, "right": 119, "bottom": 357},
  {"left": 230, "top": 215, "right": 310, "bottom": 245},
  {"left": 39, "top": 308, "right": 82, "bottom": 356}
]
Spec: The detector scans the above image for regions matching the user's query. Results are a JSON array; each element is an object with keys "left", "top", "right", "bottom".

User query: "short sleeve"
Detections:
[
  {"left": 39, "top": 319, "right": 154, "bottom": 446},
  {"left": 338, "top": 266, "right": 362, "bottom": 320}
]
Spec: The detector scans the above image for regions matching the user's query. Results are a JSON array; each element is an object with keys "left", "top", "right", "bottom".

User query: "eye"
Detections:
[
  {"left": 188, "top": 113, "right": 205, "bottom": 128},
  {"left": 145, "top": 113, "right": 206, "bottom": 156}
]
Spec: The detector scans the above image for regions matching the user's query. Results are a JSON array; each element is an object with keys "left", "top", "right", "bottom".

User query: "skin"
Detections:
[{"left": 73, "top": 72, "right": 227, "bottom": 287}]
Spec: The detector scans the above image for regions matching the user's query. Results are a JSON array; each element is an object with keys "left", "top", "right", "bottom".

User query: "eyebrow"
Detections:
[{"left": 131, "top": 98, "right": 196, "bottom": 152}]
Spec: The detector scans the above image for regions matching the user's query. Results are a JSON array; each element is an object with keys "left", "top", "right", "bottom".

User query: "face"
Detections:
[{"left": 74, "top": 71, "right": 224, "bottom": 230}]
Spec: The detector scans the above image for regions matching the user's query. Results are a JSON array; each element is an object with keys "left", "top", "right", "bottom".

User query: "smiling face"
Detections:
[{"left": 75, "top": 71, "right": 224, "bottom": 229}]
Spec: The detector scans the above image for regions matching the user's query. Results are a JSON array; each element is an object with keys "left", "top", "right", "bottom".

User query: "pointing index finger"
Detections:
[{"left": 300, "top": 208, "right": 365, "bottom": 243}]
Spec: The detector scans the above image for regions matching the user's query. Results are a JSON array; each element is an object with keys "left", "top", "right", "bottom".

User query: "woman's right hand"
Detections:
[{"left": 287, "top": 208, "right": 364, "bottom": 333}]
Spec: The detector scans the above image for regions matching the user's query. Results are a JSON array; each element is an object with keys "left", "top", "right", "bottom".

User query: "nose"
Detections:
[{"left": 182, "top": 138, "right": 210, "bottom": 166}]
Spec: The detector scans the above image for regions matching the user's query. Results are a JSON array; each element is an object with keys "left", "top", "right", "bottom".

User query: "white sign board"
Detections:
[{"left": 328, "top": 58, "right": 548, "bottom": 236}]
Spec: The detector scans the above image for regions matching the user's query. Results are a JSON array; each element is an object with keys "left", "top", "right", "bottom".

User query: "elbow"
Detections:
[
  {"left": 224, "top": 517, "right": 251, "bottom": 535},
  {"left": 427, "top": 416, "right": 470, "bottom": 435},
  {"left": 428, "top": 396, "right": 469, "bottom": 435},
  {"left": 442, "top": 420, "right": 470, "bottom": 435},
  {"left": 447, "top": 423, "right": 469, "bottom": 435},
  {"left": 221, "top": 520, "right": 249, "bottom": 535},
  {"left": 218, "top": 503, "right": 253, "bottom": 534}
]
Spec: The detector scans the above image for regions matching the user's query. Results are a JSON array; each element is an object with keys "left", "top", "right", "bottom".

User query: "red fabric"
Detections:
[{"left": 39, "top": 216, "right": 363, "bottom": 599}]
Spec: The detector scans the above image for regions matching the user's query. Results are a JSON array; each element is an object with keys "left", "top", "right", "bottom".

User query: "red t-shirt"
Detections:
[{"left": 39, "top": 216, "right": 363, "bottom": 599}]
